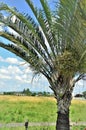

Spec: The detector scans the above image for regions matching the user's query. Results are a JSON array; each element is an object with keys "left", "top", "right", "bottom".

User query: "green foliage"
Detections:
[
  {"left": 0, "top": 0, "right": 86, "bottom": 79},
  {"left": 55, "top": 51, "right": 78, "bottom": 76},
  {"left": 23, "top": 88, "right": 32, "bottom": 96},
  {"left": 3, "top": 89, "right": 52, "bottom": 97},
  {"left": 83, "top": 91, "right": 86, "bottom": 99}
]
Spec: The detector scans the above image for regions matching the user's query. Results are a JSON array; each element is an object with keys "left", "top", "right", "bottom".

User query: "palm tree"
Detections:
[{"left": 0, "top": 0, "right": 86, "bottom": 129}]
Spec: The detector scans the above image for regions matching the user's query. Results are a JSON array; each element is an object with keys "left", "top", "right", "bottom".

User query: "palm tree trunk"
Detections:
[
  {"left": 56, "top": 109, "right": 70, "bottom": 130},
  {"left": 55, "top": 90, "right": 72, "bottom": 130}
]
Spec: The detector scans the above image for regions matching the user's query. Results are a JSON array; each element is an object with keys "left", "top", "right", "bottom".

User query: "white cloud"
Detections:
[
  {"left": 6, "top": 57, "right": 19, "bottom": 64},
  {"left": 8, "top": 65, "right": 22, "bottom": 74},
  {"left": 0, "top": 55, "right": 50, "bottom": 92},
  {"left": 0, "top": 62, "right": 32, "bottom": 85},
  {"left": 0, "top": 56, "right": 32, "bottom": 82},
  {"left": 0, "top": 56, "right": 24, "bottom": 65},
  {"left": 0, "top": 67, "right": 8, "bottom": 74},
  {"left": 0, "top": 74, "right": 11, "bottom": 79},
  {"left": 15, "top": 75, "right": 22, "bottom": 81}
]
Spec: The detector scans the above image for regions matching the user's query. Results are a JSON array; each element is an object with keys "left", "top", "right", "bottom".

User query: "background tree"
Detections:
[
  {"left": 23, "top": 88, "right": 32, "bottom": 96},
  {"left": 0, "top": 0, "right": 86, "bottom": 130},
  {"left": 83, "top": 91, "right": 86, "bottom": 99}
]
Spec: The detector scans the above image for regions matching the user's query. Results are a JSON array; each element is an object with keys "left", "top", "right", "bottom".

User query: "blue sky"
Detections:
[{"left": 0, "top": 0, "right": 86, "bottom": 95}]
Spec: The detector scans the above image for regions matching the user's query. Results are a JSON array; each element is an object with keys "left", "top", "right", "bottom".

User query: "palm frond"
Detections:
[
  {"left": 25, "top": 0, "right": 58, "bottom": 57},
  {"left": 0, "top": 4, "right": 55, "bottom": 67},
  {"left": 40, "top": 0, "right": 52, "bottom": 26},
  {"left": 0, "top": 28, "right": 53, "bottom": 68},
  {"left": 54, "top": 0, "right": 84, "bottom": 52},
  {"left": 0, "top": 41, "right": 51, "bottom": 78},
  {"left": 0, "top": 0, "right": 86, "bottom": 79},
  {"left": 0, "top": 14, "right": 53, "bottom": 69}
]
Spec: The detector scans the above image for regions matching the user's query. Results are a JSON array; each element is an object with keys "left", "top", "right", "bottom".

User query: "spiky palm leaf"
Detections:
[
  {"left": 0, "top": 0, "right": 86, "bottom": 89},
  {"left": 0, "top": 0, "right": 86, "bottom": 79},
  {"left": 0, "top": 0, "right": 86, "bottom": 91}
]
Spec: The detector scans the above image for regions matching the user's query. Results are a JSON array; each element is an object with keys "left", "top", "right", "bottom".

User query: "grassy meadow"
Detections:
[
  {"left": 0, "top": 95, "right": 86, "bottom": 130},
  {"left": 70, "top": 99, "right": 86, "bottom": 122},
  {"left": 0, "top": 95, "right": 57, "bottom": 123}
]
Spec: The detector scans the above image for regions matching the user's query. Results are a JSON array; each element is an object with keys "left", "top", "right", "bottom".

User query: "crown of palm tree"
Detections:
[{"left": 0, "top": 0, "right": 86, "bottom": 81}]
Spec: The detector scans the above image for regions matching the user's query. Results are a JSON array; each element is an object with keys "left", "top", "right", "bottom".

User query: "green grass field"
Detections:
[
  {"left": 0, "top": 95, "right": 86, "bottom": 130},
  {"left": 0, "top": 95, "right": 57, "bottom": 123},
  {"left": 70, "top": 99, "right": 86, "bottom": 122}
]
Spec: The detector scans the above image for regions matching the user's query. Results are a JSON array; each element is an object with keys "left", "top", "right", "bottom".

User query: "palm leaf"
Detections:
[{"left": 0, "top": 0, "right": 86, "bottom": 80}]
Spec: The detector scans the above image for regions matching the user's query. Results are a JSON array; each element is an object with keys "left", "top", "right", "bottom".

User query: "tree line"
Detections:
[
  {"left": 3, "top": 88, "right": 53, "bottom": 97},
  {"left": 3, "top": 89, "right": 86, "bottom": 99}
]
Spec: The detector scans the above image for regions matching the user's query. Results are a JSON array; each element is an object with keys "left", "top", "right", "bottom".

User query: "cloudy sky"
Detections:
[
  {"left": 0, "top": 0, "right": 86, "bottom": 94},
  {"left": 0, "top": 51, "right": 50, "bottom": 92}
]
